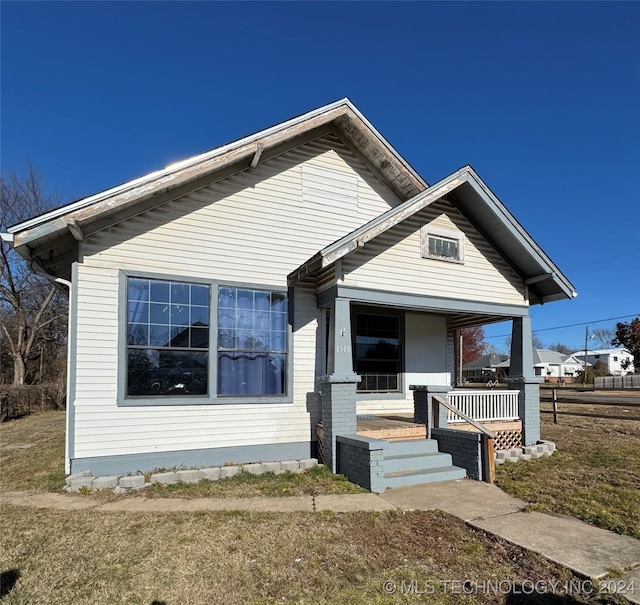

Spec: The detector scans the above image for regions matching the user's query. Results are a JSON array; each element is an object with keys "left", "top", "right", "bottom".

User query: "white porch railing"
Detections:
[{"left": 446, "top": 390, "right": 520, "bottom": 423}]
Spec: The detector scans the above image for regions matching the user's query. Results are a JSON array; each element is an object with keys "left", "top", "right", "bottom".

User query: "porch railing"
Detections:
[
  {"left": 446, "top": 390, "right": 519, "bottom": 423},
  {"left": 433, "top": 395, "right": 496, "bottom": 484}
]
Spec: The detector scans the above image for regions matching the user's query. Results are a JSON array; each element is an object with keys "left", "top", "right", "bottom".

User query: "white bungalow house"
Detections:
[
  {"left": 3, "top": 99, "right": 576, "bottom": 491},
  {"left": 572, "top": 349, "right": 635, "bottom": 376},
  {"left": 466, "top": 350, "right": 585, "bottom": 384}
]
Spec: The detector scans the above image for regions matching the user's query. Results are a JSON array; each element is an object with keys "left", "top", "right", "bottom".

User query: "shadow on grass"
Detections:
[
  {"left": 0, "top": 568, "right": 20, "bottom": 599},
  {"left": 506, "top": 587, "right": 599, "bottom": 604}
]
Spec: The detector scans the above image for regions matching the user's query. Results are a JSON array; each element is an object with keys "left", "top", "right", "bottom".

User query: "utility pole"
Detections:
[
  {"left": 583, "top": 325, "right": 589, "bottom": 386},
  {"left": 459, "top": 332, "right": 464, "bottom": 386}
]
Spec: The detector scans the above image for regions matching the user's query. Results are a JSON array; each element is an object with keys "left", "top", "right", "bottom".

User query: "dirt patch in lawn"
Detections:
[{"left": 0, "top": 504, "right": 627, "bottom": 605}]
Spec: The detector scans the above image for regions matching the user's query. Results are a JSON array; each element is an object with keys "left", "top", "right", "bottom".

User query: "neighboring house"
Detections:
[
  {"left": 461, "top": 354, "right": 509, "bottom": 382},
  {"left": 472, "top": 349, "right": 586, "bottom": 383},
  {"left": 3, "top": 99, "right": 576, "bottom": 488},
  {"left": 530, "top": 350, "right": 585, "bottom": 383},
  {"left": 572, "top": 349, "right": 634, "bottom": 376}
]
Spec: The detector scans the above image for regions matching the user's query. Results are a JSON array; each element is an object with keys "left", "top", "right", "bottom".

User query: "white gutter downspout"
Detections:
[
  {"left": 54, "top": 277, "right": 73, "bottom": 474},
  {"left": 2, "top": 232, "right": 74, "bottom": 473}
]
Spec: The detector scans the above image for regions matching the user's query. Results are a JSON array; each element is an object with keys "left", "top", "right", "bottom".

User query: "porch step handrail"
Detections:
[
  {"left": 432, "top": 395, "right": 496, "bottom": 485},
  {"left": 433, "top": 395, "right": 496, "bottom": 439},
  {"left": 446, "top": 390, "right": 519, "bottom": 423}
]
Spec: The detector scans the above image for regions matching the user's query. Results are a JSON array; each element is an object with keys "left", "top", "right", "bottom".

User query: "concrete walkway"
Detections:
[{"left": 2, "top": 482, "right": 639, "bottom": 602}]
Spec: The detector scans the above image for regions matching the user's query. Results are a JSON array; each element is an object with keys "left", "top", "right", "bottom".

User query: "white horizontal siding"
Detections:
[
  {"left": 73, "top": 136, "right": 400, "bottom": 461},
  {"left": 342, "top": 200, "right": 527, "bottom": 305}
]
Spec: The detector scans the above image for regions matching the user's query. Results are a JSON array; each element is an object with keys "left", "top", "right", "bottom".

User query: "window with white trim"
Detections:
[{"left": 421, "top": 227, "right": 464, "bottom": 263}]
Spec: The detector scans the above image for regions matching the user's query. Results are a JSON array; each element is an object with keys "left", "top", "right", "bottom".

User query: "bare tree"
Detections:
[
  {"left": 591, "top": 327, "right": 615, "bottom": 349},
  {"left": 547, "top": 342, "right": 573, "bottom": 355},
  {"left": 505, "top": 332, "right": 544, "bottom": 352},
  {"left": 0, "top": 167, "right": 68, "bottom": 385}
]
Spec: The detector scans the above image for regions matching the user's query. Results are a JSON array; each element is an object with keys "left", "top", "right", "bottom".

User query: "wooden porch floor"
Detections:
[
  {"left": 356, "top": 414, "right": 523, "bottom": 445},
  {"left": 356, "top": 415, "right": 426, "bottom": 441}
]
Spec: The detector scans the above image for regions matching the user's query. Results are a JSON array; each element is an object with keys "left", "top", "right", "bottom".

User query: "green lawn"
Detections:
[{"left": 496, "top": 403, "right": 640, "bottom": 538}]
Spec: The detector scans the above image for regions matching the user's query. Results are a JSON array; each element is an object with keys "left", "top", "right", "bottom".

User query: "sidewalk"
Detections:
[{"left": 2, "top": 481, "right": 639, "bottom": 602}]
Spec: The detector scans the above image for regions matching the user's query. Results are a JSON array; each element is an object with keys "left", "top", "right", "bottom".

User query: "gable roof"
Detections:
[
  {"left": 484, "top": 350, "right": 588, "bottom": 369},
  {"left": 573, "top": 348, "right": 631, "bottom": 356},
  {"left": 534, "top": 349, "right": 575, "bottom": 365},
  {"left": 288, "top": 166, "right": 577, "bottom": 305},
  {"left": 462, "top": 353, "right": 509, "bottom": 370},
  {"left": 4, "top": 99, "right": 427, "bottom": 279}
]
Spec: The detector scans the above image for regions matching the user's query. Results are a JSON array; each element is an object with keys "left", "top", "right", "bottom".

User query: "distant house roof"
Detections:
[
  {"left": 533, "top": 349, "right": 571, "bottom": 365},
  {"left": 572, "top": 349, "right": 631, "bottom": 357},
  {"left": 462, "top": 354, "right": 509, "bottom": 370},
  {"left": 470, "top": 349, "right": 588, "bottom": 370}
]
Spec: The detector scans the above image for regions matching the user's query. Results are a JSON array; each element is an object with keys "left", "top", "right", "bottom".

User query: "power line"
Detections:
[{"left": 484, "top": 313, "right": 639, "bottom": 340}]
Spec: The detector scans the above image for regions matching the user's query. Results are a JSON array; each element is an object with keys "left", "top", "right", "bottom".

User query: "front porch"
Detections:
[
  {"left": 317, "top": 386, "right": 529, "bottom": 492},
  {"left": 309, "top": 289, "right": 542, "bottom": 493},
  {"left": 353, "top": 385, "right": 524, "bottom": 451}
]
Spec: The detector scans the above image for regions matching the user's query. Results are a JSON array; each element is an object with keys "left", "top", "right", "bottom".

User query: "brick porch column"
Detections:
[
  {"left": 411, "top": 384, "right": 450, "bottom": 437},
  {"left": 321, "top": 297, "right": 360, "bottom": 472},
  {"left": 510, "top": 315, "right": 541, "bottom": 445},
  {"left": 320, "top": 375, "right": 359, "bottom": 473}
]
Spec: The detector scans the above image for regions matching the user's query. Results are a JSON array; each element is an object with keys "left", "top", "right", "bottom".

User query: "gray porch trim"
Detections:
[
  {"left": 317, "top": 285, "right": 529, "bottom": 318},
  {"left": 70, "top": 441, "right": 310, "bottom": 476},
  {"left": 327, "top": 297, "right": 354, "bottom": 376}
]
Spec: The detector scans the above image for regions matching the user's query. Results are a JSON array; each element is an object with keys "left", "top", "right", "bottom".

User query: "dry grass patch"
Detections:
[
  {"left": 0, "top": 411, "right": 363, "bottom": 498},
  {"left": 0, "top": 504, "right": 624, "bottom": 605},
  {"left": 0, "top": 411, "right": 66, "bottom": 491},
  {"left": 497, "top": 404, "right": 640, "bottom": 538},
  {"left": 138, "top": 464, "right": 365, "bottom": 499}
]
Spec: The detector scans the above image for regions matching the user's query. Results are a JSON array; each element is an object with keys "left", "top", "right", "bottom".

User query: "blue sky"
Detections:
[{"left": 2, "top": 1, "right": 639, "bottom": 352}]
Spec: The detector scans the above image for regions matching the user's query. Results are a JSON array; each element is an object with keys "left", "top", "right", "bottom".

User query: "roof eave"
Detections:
[{"left": 9, "top": 98, "right": 427, "bottom": 249}]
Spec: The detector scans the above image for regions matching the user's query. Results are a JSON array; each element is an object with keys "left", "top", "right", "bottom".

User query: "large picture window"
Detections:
[
  {"left": 354, "top": 312, "right": 401, "bottom": 393},
  {"left": 218, "top": 287, "right": 288, "bottom": 396},
  {"left": 126, "top": 278, "right": 210, "bottom": 397}
]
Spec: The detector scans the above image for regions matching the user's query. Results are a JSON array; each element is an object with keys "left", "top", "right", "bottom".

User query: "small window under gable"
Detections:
[{"left": 421, "top": 226, "right": 464, "bottom": 263}]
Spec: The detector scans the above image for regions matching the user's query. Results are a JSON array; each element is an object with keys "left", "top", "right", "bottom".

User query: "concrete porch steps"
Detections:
[
  {"left": 383, "top": 439, "right": 467, "bottom": 488},
  {"left": 384, "top": 452, "right": 453, "bottom": 473},
  {"left": 385, "top": 465, "right": 467, "bottom": 488}
]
